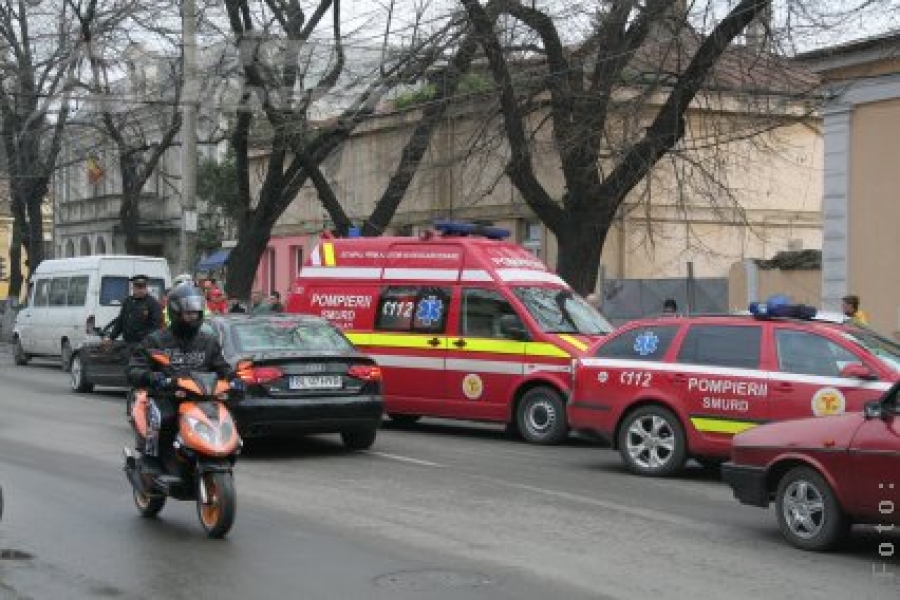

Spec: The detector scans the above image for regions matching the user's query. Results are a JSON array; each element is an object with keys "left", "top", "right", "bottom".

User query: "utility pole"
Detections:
[{"left": 177, "top": 0, "right": 198, "bottom": 275}]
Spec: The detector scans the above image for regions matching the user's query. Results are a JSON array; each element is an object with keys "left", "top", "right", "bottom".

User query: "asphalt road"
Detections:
[{"left": 1, "top": 349, "right": 899, "bottom": 600}]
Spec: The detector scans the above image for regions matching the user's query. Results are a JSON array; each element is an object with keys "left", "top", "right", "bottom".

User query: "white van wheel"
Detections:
[
  {"left": 61, "top": 341, "right": 73, "bottom": 372},
  {"left": 13, "top": 337, "right": 30, "bottom": 366}
]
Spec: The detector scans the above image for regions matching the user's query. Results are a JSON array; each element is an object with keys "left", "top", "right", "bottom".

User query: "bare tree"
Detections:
[
  {"left": 451, "top": 0, "right": 876, "bottom": 294},
  {"left": 76, "top": 0, "right": 184, "bottom": 254},
  {"left": 220, "top": 0, "right": 456, "bottom": 298},
  {"left": 0, "top": 0, "right": 95, "bottom": 297}
]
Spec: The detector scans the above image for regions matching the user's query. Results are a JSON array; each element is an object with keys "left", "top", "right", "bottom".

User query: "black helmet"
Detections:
[{"left": 167, "top": 284, "right": 206, "bottom": 338}]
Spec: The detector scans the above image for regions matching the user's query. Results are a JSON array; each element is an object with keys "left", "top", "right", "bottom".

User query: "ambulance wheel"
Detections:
[
  {"left": 516, "top": 387, "right": 568, "bottom": 445},
  {"left": 617, "top": 405, "right": 686, "bottom": 477},
  {"left": 341, "top": 427, "right": 377, "bottom": 450},
  {"left": 775, "top": 466, "right": 848, "bottom": 552},
  {"left": 388, "top": 414, "right": 421, "bottom": 426}
]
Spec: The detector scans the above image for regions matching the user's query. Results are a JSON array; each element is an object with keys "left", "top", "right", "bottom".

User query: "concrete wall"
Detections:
[{"left": 728, "top": 260, "right": 822, "bottom": 312}]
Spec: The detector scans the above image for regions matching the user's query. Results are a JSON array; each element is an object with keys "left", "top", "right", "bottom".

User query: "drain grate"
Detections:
[
  {"left": 0, "top": 549, "right": 33, "bottom": 561},
  {"left": 374, "top": 569, "right": 496, "bottom": 591}
]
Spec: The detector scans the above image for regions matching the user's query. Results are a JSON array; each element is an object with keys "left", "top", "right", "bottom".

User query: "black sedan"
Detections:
[{"left": 70, "top": 314, "right": 384, "bottom": 449}]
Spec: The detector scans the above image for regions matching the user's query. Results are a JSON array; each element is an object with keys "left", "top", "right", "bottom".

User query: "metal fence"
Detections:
[{"left": 599, "top": 277, "right": 729, "bottom": 326}]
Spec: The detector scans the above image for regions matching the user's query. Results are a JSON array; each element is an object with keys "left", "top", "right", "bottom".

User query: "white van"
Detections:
[{"left": 13, "top": 256, "right": 171, "bottom": 369}]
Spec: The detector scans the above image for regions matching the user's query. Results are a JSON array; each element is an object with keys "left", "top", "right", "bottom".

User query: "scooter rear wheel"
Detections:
[
  {"left": 133, "top": 489, "right": 165, "bottom": 518},
  {"left": 197, "top": 472, "right": 235, "bottom": 539}
]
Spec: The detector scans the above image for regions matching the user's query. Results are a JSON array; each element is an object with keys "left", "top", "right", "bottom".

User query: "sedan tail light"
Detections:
[
  {"left": 238, "top": 365, "right": 284, "bottom": 385},
  {"left": 348, "top": 364, "right": 381, "bottom": 382}
]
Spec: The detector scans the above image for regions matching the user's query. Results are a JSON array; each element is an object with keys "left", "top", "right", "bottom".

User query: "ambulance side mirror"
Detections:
[{"left": 499, "top": 314, "right": 529, "bottom": 341}]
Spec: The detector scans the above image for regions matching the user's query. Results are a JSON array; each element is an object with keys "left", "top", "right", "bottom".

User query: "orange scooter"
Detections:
[{"left": 124, "top": 351, "right": 242, "bottom": 538}]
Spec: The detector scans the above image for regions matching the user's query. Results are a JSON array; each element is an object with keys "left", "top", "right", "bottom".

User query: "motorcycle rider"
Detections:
[{"left": 127, "top": 284, "right": 242, "bottom": 475}]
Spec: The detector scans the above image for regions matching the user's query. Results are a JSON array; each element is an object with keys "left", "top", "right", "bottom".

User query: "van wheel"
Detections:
[
  {"left": 61, "top": 341, "right": 73, "bottom": 372},
  {"left": 13, "top": 337, "right": 29, "bottom": 366},
  {"left": 617, "top": 405, "right": 686, "bottom": 477},
  {"left": 776, "top": 466, "right": 848, "bottom": 551},
  {"left": 71, "top": 353, "right": 94, "bottom": 393},
  {"left": 516, "top": 386, "right": 568, "bottom": 445}
]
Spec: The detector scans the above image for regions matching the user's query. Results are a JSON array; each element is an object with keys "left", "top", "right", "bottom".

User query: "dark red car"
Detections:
[{"left": 722, "top": 383, "right": 900, "bottom": 551}]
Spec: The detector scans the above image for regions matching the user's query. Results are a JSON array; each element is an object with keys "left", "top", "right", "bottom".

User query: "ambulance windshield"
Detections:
[
  {"left": 512, "top": 287, "right": 613, "bottom": 336},
  {"left": 841, "top": 328, "right": 900, "bottom": 372}
]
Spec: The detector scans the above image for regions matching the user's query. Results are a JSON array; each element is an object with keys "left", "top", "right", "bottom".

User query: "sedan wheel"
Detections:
[
  {"left": 70, "top": 354, "right": 94, "bottom": 393},
  {"left": 13, "top": 337, "right": 29, "bottom": 366},
  {"left": 618, "top": 406, "right": 686, "bottom": 477},
  {"left": 776, "top": 466, "right": 848, "bottom": 551}
]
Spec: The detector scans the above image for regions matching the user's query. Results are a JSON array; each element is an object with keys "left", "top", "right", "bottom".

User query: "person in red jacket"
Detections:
[{"left": 206, "top": 286, "right": 228, "bottom": 314}]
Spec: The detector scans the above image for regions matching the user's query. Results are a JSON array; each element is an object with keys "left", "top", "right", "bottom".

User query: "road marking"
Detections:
[{"left": 368, "top": 451, "right": 444, "bottom": 468}]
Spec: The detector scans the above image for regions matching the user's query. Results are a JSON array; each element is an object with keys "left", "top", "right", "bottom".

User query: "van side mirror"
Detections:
[
  {"left": 499, "top": 314, "right": 529, "bottom": 341},
  {"left": 864, "top": 401, "right": 883, "bottom": 420},
  {"left": 840, "top": 363, "right": 878, "bottom": 381}
]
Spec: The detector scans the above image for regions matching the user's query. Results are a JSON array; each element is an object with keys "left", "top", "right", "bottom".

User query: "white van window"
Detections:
[
  {"left": 33, "top": 279, "right": 51, "bottom": 307},
  {"left": 67, "top": 276, "right": 89, "bottom": 307},
  {"left": 100, "top": 276, "right": 165, "bottom": 306},
  {"left": 49, "top": 277, "right": 69, "bottom": 307}
]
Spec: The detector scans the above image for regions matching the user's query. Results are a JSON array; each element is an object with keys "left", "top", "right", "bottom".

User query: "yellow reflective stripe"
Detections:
[
  {"left": 347, "top": 332, "right": 447, "bottom": 349},
  {"left": 690, "top": 417, "right": 759, "bottom": 435},
  {"left": 525, "top": 342, "right": 571, "bottom": 358},
  {"left": 322, "top": 242, "right": 336, "bottom": 266},
  {"left": 460, "top": 339, "right": 526, "bottom": 354},
  {"left": 558, "top": 334, "right": 588, "bottom": 352}
]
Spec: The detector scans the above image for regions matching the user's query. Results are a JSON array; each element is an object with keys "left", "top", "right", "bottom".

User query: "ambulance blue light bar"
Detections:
[
  {"left": 748, "top": 300, "right": 817, "bottom": 320},
  {"left": 433, "top": 220, "right": 511, "bottom": 240}
]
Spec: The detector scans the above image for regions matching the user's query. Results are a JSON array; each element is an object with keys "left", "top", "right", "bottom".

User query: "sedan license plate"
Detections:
[{"left": 289, "top": 375, "right": 342, "bottom": 390}]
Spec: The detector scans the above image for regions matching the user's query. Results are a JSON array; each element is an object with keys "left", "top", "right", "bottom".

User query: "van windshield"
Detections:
[
  {"left": 100, "top": 276, "right": 165, "bottom": 305},
  {"left": 512, "top": 287, "right": 613, "bottom": 336}
]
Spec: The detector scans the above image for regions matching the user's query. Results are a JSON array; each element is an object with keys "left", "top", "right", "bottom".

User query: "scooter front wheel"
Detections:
[
  {"left": 197, "top": 472, "right": 235, "bottom": 539},
  {"left": 133, "top": 488, "right": 165, "bottom": 518}
]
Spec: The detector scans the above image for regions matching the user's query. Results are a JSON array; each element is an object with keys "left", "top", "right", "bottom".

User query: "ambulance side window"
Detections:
[
  {"left": 775, "top": 329, "right": 860, "bottom": 377},
  {"left": 677, "top": 325, "right": 762, "bottom": 369},
  {"left": 595, "top": 326, "right": 679, "bottom": 360},
  {"left": 376, "top": 286, "right": 451, "bottom": 333},
  {"left": 460, "top": 288, "right": 523, "bottom": 339}
]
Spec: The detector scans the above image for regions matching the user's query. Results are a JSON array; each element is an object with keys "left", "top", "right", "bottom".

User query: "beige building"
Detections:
[
  {"left": 261, "top": 93, "right": 823, "bottom": 285},
  {"left": 799, "top": 33, "right": 900, "bottom": 336}
]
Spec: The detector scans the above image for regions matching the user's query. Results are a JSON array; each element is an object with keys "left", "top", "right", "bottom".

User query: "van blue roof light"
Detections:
[{"left": 433, "top": 220, "right": 510, "bottom": 240}]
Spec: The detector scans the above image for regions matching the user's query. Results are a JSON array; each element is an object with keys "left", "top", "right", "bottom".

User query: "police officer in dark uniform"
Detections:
[{"left": 103, "top": 275, "right": 163, "bottom": 348}]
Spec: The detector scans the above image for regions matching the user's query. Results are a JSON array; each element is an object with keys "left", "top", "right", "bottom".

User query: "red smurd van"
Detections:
[{"left": 286, "top": 221, "right": 613, "bottom": 444}]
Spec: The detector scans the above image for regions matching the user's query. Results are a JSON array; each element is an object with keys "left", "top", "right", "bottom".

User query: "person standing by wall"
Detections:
[{"left": 842, "top": 294, "right": 869, "bottom": 326}]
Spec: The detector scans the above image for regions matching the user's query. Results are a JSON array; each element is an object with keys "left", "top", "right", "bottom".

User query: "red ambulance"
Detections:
[
  {"left": 286, "top": 221, "right": 613, "bottom": 444},
  {"left": 568, "top": 304, "right": 900, "bottom": 477}
]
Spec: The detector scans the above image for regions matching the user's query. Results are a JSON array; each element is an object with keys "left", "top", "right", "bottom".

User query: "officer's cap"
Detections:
[{"left": 129, "top": 274, "right": 149, "bottom": 285}]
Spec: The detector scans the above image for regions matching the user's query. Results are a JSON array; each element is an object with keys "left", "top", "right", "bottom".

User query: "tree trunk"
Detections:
[
  {"left": 223, "top": 213, "right": 272, "bottom": 301},
  {"left": 553, "top": 213, "right": 612, "bottom": 296},
  {"left": 8, "top": 227, "right": 24, "bottom": 301},
  {"left": 25, "top": 190, "right": 45, "bottom": 273},
  {"left": 120, "top": 189, "right": 141, "bottom": 254}
]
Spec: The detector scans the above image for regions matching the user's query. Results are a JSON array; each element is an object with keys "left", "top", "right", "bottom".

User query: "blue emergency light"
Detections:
[
  {"left": 748, "top": 297, "right": 817, "bottom": 320},
  {"left": 433, "top": 220, "right": 511, "bottom": 240}
]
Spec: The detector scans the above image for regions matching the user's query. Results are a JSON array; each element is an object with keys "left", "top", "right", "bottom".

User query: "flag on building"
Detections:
[{"left": 87, "top": 155, "right": 103, "bottom": 184}]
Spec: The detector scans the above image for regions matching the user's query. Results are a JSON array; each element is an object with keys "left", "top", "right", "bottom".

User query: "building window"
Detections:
[
  {"left": 291, "top": 245, "right": 304, "bottom": 277},
  {"left": 523, "top": 221, "right": 542, "bottom": 258}
]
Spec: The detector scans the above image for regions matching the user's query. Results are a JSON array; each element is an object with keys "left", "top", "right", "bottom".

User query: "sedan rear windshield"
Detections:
[{"left": 230, "top": 319, "right": 354, "bottom": 353}]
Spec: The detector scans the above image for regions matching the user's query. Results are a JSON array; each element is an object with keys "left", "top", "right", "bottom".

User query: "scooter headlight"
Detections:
[{"left": 186, "top": 416, "right": 217, "bottom": 445}]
